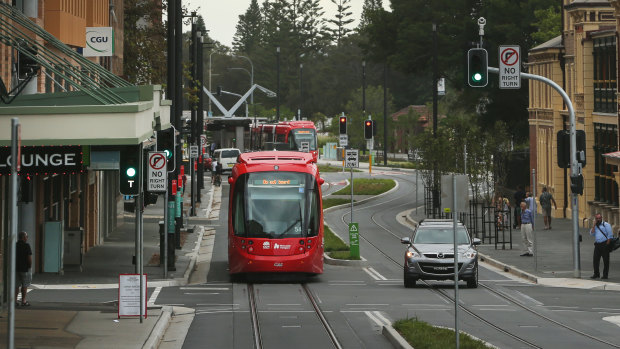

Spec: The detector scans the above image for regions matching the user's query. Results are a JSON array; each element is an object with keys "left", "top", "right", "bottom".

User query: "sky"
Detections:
[{"left": 183, "top": 0, "right": 391, "bottom": 48}]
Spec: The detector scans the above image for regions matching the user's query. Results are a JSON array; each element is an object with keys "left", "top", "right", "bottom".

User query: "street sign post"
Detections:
[
  {"left": 499, "top": 45, "right": 520, "bottom": 89},
  {"left": 189, "top": 145, "right": 199, "bottom": 159},
  {"left": 349, "top": 223, "right": 360, "bottom": 259},
  {"left": 339, "top": 134, "right": 348, "bottom": 147},
  {"left": 345, "top": 149, "right": 359, "bottom": 168},
  {"left": 147, "top": 152, "right": 167, "bottom": 192},
  {"left": 200, "top": 135, "right": 207, "bottom": 154}
]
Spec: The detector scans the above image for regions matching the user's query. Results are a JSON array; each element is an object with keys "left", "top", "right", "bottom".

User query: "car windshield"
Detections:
[
  {"left": 413, "top": 227, "right": 470, "bottom": 244},
  {"left": 232, "top": 172, "right": 320, "bottom": 239},
  {"left": 221, "top": 150, "right": 240, "bottom": 158},
  {"left": 289, "top": 129, "right": 317, "bottom": 150}
]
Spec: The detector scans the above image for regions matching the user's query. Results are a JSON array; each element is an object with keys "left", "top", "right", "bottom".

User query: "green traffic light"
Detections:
[
  {"left": 126, "top": 167, "right": 136, "bottom": 178},
  {"left": 164, "top": 149, "right": 172, "bottom": 159},
  {"left": 473, "top": 73, "right": 482, "bottom": 81}
]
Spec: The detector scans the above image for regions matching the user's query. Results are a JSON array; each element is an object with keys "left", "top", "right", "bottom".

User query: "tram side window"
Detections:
[
  {"left": 306, "top": 180, "right": 320, "bottom": 237},
  {"left": 233, "top": 176, "right": 246, "bottom": 236},
  {"left": 276, "top": 133, "right": 286, "bottom": 143}
]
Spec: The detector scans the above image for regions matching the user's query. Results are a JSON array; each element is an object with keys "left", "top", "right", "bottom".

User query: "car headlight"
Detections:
[
  {"left": 406, "top": 250, "right": 421, "bottom": 259},
  {"left": 462, "top": 249, "right": 477, "bottom": 259}
]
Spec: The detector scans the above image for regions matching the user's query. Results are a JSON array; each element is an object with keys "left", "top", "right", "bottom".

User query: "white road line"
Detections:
[
  {"left": 471, "top": 304, "right": 509, "bottom": 307},
  {"left": 346, "top": 304, "right": 388, "bottom": 306},
  {"left": 267, "top": 304, "right": 301, "bottom": 306},
  {"left": 197, "top": 303, "right": 239, "bottom": 306},
  {"left": 364, "top": 267, "right": 387, "bottom": 281},
  {"left": 148, "top": 286, "right": 161, "bottom": 305},
  {"left": 329, "top": 283, "right": 368, "bottom": 286},
  {"left": 282, "top": 325, "right": 301, "bottom": 328},
  {"left": 593, "top": 308, "right": 620, "bottom": 311},
  {"left": 184, "top": 292, "right": 221, "bottom": 295},
  {"left": 364, "top": 311, "right": 390, "bottom": 328},
  {"left": 328, "top": 280, "right": 365, "bottom": 283},
  {"left": 543, "top": 305, "right": 579, "bottom": 309},
  {"left": 180, "top": 287, "right": 230, "bottom": 291}
]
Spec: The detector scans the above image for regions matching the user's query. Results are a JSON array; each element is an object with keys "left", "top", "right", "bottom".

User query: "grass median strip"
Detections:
[
  {"left": 318, "top": 164, "right": 362, "bottom": 173},
  {"left": 393, "top": 318, "right": 493, "bottom": 349},
  {"left": 332, "top": 178, "right": 395, "bottom": 195},
  {"left": 323, "top": 225, "right": 360, "bottom": 260},
  {"left": 323, "top": 198, "right": 353, "bottom": 209}
]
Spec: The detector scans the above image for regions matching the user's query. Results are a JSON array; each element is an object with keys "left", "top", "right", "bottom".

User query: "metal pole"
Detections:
[
  {"left": 452, "top": 174, "right": 460, "bottom": 349},
  {"left": 351, "top": 167, "right": 354, "bottom": 224},
  {"left": 533, "top": 169, "right": 537, "bottom": 271},
  {"left": 190, "top": 19, "right": 197, "bottom": 217},
  {"left": 164, "top": 185, "right": 168, "bottom": 279},
  {"left": 416, "top": 170, "right": 419, "bottom": 215},
  {"left": 383, "top": 63, "right": 387, "bottom": 166},
  {"left": 488, "top": 66, "right": 580, "bottom": 278},
  {"left": 362, "top": 60, "right": 366, "bottom": 115},
  {"left": 137, "top": 145, "right": 144, "bottom": 323},
  {"left": 432, "top": 23, "right": 439, "bottom": 218},
  {"left": 7, "top": 118, "right": 19, "bottom": 349},
  {"left": 464, "top": 144, "right": 467, "bottom": 174},
  {"left": 166, "top": 0, "right": 175, "bottom": 117},
  {"left": 276, "top": 46, "right": 280, "bottom": 121},
  {"left": 300, "top": 62, "right": 303, "bottom": 121}
]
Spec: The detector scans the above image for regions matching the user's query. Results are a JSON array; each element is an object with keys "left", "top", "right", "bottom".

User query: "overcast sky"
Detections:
[{"left": 183, "top": 0, "right": 391, "bottom": 47}]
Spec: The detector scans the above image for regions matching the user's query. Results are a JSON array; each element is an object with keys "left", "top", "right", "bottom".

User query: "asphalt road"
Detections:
[{"left": 152, "top": 169, "right": 620, "bottom": 348}]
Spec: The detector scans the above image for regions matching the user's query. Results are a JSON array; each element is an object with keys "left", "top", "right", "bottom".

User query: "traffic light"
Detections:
[
  {"left": 156, "top": 127, "right": 176, "bottom": 172},
  {"left": 556, "top": 130, "right": 586, "bottom": 169},
  {"left": 467, "top": 48, "right": 488, "bottom": 87},
  {"left": 119, "top": 144, "right": 142, "bottom": 195},
  {"left": 364, "top": 120, "right": 373, "bottom": 139},
  {"left": 339, "top": 115, "right": 347, "bottom": 134},
  {"left": 570, "top": 174, "right": 583, "bottom": 195},
  {"left": 216, "top": 85, "right": 222, "bottom": 96},
  {"left": 17, "top": 44, "right": 39, "bottom": 79}
]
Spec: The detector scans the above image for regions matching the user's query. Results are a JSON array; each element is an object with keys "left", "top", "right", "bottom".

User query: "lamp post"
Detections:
[
  {"left": 276, "top": 46, "right": 280, "bottom": 121},
  {"left": 362, "top": 60, "right": 366, "bottom": 115},
  {"left": 208, "top": 50, "right": 219, "bottom": 115},
  {"left": 299, "top": 62, "right": 303, "bottom": 120},
  {"left": 232, "top": 55, "right": 254, "bottom": 105}
]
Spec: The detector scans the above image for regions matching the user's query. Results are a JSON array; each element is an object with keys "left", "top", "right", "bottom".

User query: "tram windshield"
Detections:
[
  {"left": 289, "top": 129, "right": 317, "bottom": 150},
  {"left": 232, "top": 172, "right": 320, "bottom": 239}
]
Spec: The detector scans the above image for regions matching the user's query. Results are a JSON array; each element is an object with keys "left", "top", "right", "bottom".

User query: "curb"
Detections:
[
  {"left": 323, "top": 253, "right": 368, "bottom": 266},
  {"left": 382, "top": 325, "right": 414, "bottom": 349},
  {"left": 181, "top": 225, "right": 206, "bottom": 285},
  {"left": 477, "top": 253, "right": 539, "bottom": 284},
  {"left": 142, "top": 305, "right": 172, "bottom": 349},
  {"left": 323, "top": 179, "right": 400, "bottom": 213}
]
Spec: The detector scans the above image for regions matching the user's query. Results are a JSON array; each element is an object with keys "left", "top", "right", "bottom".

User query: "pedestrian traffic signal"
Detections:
[
  {"left": 570, "top": 174, "right": 583, "bottom": 195},
  {"left": 156, "top": 127, "right": 176, "bottom": 172},
  {"left": 467, "top": 48, "right": 488, "bottom": 87},
  {"left": 364, "top": 120, "right": 373, "bottom": 139},
  {"left": 339, "top": 116, "right": 347, "bottom": 134},
  {"left": 119, "top": 144, "right": 142, "bottom": 196}
]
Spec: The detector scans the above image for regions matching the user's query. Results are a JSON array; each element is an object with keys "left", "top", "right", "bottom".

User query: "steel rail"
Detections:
[
  {"left": 247, "top": 284, "right": 263, "bottom": 349},
  {"left": 302, "top": 283, "right": 343, "bottom": 349}
]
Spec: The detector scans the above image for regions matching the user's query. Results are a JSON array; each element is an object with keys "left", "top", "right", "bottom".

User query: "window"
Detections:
[
  {"left": 593, "top": 36, "right": 617, "bottom": 113},
  {"left": 594, "top": 123, "right": 618, "bottom": 205}
]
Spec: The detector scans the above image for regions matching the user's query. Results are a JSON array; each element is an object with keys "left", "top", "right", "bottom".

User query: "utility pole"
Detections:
[
  {"left": 197, "top": 34, "right": 205, "bottom": 196},
  {"left": 165, "top": 0, "right": 176, "bottom": 272},
  {"left": 276, "top": 46, "right": 280, "bottom": 121},
  {"left": 383, "top": 63, "right": 387, "bottom": 166},
  {"left": 432, "top": 23, "right": 439, "bottom": 217},
  {"left": 174, "top": 0, "right": 183, "bottom": 242},
  {"left": 190, "top": 15, "right": 197, "bottom": 216}
]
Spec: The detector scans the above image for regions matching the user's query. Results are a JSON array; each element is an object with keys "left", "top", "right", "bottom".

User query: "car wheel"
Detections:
[
  {"left": 404, "top": 272, "right": 416, "bottom": 288},
  {"left": 466, "top": 264, "right": 478, "bottom": 289}
]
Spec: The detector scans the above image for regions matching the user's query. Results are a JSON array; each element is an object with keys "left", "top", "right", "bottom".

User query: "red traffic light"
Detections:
[
  {"left": 365, "top": 121, "right": 371, "bottom": 126},
  {"left": 339, "top": 116, "right": 347, "bottom": 134},
  {"left": 171, "top": 180, "right": 177, "bottom": 195}
]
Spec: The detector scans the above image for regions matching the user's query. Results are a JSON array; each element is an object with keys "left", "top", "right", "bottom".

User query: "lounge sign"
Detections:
[{"left": 0, "top": 146, "right": 83, "bottom": 175}]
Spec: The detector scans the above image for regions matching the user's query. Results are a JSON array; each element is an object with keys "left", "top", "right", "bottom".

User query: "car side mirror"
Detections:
[
  {"left": 318, "top": 177, "right": 325, "bottom": 185},
  {"left": 472, "top": 238, "right": 481, "bottom": 245},
  {"left": 227, "top": 176, "right": 234, "bottom": 184},
  {"left": 400, "top": 237, "right": 411, "bottom": 245}
]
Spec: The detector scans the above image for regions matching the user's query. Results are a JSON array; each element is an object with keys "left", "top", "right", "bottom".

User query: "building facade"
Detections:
[{"left": 528, "top": 0, "right": 620, "bottom": 231}]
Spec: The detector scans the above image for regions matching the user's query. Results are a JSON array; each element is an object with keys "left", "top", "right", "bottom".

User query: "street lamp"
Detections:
[
  {"left": 299, "top": 62, "right": 303, "bottom": 121},
  {"left": 232, "top": 55, "right": 254, "bottom": 105},
  {"left": 276, "top": 46, "right": 280, "bottom": 121}
]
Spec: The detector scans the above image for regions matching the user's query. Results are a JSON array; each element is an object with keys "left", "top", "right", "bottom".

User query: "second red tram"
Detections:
[
  {"left": 228, "top": 151, "right": 324, "bottom": 275},
  {"left": 251, "top": 120, "right": 319, "bottom": 160}
]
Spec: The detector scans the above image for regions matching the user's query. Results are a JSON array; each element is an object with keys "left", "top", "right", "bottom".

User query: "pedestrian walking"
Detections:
[
  {"left": 513, "top": 185, "right": 526, "bottom": 229},
  {"left": 589, "top": 213, "right": 612, "bottom": 279},
  {"left": 211, "top": 158, "right": 218, "bottom": 184},
  {"left": 519, "top": 202, "right": 534, "bottom": 256},
  {"left": 16, "top": 231, "right": 32, "bottom": 306},
  {"left": 539, "top": 187, "right": 557, "bottom": 230},
  {"left": 524, "top": 192, "right": 535, "bottom": 229}
]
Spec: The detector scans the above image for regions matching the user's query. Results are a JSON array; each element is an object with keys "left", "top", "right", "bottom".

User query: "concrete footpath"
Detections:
[{"left": 0, "top": 177, "right": 219, "bottom": 349}]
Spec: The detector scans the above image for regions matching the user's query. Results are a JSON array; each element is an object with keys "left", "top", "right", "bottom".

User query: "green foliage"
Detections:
[
  {"left": 532, "top": 5, "right": 561, "bottom": 45},
  {"left": 323, "top": 225, "right": 348, "bottom": 251},
  {"left": 123, "top": 0, "right": 167, "bottom": 85},
  {"left": 323, "top": 198, "right": 353, "bottom": 209},
  {"left": 333, "top": 178, "right": 395, "bottom": 195},
  {"left": 393, "top": 318, "right": 493, "bottom": 349},
  {"left": 326, "top": 0, "right": 355, "bottom": 45}
]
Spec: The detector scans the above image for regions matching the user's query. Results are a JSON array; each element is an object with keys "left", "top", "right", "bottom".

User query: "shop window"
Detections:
[{"left": 594, "top": 123, "right": 618, "bottom": 205}]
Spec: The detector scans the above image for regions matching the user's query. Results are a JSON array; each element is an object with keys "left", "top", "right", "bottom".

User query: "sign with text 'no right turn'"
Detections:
[{"left": 499, "top": 45, "right": 520, "bottom": 89}]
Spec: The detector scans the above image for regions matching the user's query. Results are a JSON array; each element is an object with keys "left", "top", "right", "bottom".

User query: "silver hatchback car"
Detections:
[{"left": 401, "top": 221, "right": 481, "bottom": 288}]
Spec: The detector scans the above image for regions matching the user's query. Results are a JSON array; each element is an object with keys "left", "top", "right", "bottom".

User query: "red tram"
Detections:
[
  {"left": 251, "top": 120, "right": 318, "bottom": 160},
  {"left": 227, "top": 151, "right": 324, "bottom": 275}
]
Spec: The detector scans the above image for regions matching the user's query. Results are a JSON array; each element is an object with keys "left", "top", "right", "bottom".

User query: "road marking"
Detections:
[
  {"left": 184, "top": 292, "right": 220, "bottom": 295},
  {"left": 197, "top": 303, "right": 238, "bottom": 306},
  {"left": 180, "top": 287, "right": 229, "bottom": 291},
  {"left": 148, "top": 286, "right": 161, "bottom": 305},
  {"left": 365, "top": 311, "right": 391, "bottom": 327},
  {"left": 329, "top": 283, "right": 368, "bottom": 286},
  {"left": 363, "top": 267, "right": 387, "bottom": 281},
  {"left": 346, "top": 304, "right": 388, "bottom": 306},
  {"left": 268, "top": 304, "right": 301, "bottom": 306},
  {"left": 282, "top": 325, "right": 301, "bottom": 328}
]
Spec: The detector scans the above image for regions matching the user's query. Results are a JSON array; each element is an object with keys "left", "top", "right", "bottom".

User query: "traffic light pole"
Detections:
[{"left": 488, "top": 66, "right": 580, "bottom": 278}]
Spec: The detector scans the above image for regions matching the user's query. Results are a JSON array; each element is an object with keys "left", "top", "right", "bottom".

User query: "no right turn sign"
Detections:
[{"left": 499, "top": 45, "right": 520, "bottom": 89}]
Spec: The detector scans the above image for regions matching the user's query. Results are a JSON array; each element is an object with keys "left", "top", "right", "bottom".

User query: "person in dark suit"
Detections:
[{"left": 16, "top": 231, "right": 32, "bottom": 306}]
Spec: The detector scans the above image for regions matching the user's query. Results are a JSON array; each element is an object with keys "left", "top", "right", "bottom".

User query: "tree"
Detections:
[
  {"left": 359, "top": 0, "right": 384, "bottom": 30},
  {"left": 326, "top": 0, "right": 355, "bottom": 45},
  {"left": 123, "top": 0, "right": 167, "bottom": 85},
  {"left": 531, "top": 5, "right": 561, "bottom": 45},
  {"left": 233, "top": 0, "right": 263, "bottom": 54}
]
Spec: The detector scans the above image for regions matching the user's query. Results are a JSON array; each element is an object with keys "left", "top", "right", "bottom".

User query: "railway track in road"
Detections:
[
  {"left": 334, "top": 173, "right": 620, "bottom": 348},
  {"left": 247, "top": 283, "right": 343, "bottom": 349}
]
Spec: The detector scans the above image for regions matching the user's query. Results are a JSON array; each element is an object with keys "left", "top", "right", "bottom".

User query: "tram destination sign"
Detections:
[{"left": 0, "top": 145, "right": 84, "bottom": 175}]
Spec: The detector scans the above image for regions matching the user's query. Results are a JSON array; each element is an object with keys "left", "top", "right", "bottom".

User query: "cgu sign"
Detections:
[
  {"left": 0, "top": 146, "right": 84, "bottom": 175},
  {"left": 84, "top": 27, "right": 114, "bottom": 57}
]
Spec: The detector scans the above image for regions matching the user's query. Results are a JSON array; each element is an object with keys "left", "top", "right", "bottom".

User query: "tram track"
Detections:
[
  {"left": 246, "top": 282, "right": 343, "bottom": 349},
  {"left": 333, "top": 172, "right": 619, "bottom": 348}
]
